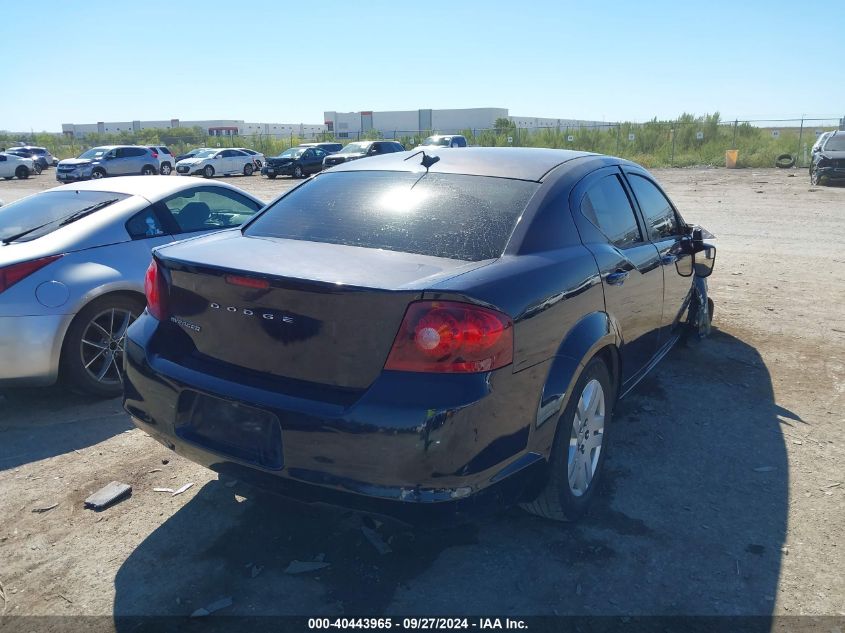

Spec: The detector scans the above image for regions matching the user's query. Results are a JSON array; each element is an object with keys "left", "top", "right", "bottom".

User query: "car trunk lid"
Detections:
[{"left": 157, "top": 231, "right": 490, "bottom": 389}]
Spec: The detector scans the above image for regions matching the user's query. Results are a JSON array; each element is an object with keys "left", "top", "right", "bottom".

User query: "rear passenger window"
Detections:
[
  {"left": 160, "top": 188, "right": 262, "bottom": 234},
  {"left": 581, "top": 175, "right": 643, "bottom": 249},
  {"left": 126, "top": 207, "right": 166, "bottom": 239},
  {"left": 628, "top": 175, "right": 681, "bottom": 240}
]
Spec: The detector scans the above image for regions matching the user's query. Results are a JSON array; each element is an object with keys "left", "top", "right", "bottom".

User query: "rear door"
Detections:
[
  {"left": 571, "top": 166, "right": 664, "bottom": 386},
  {"left": 624, "top": 170, "right": 693, "bottom": 342}
]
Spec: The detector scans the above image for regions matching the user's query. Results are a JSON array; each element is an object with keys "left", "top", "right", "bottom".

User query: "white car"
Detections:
[
  {"left": 146, "top": 145, "right": 177, "bottom": 175},
  {"left": 0, "top": 152, "right": 36, "bottom": 180},
  {"left": 175, "top": 148, "right": 257, "bottom": 178},
  {"left": 234, "top": 147, "right": 265, "bottom": 169}
]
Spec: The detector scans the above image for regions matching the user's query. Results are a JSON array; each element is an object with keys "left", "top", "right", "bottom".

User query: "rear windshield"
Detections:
[
  {"left": 244, "top": 171, "right": 538, "bottom": 261},
  {"left": 0, "top": 190, "right": 129, "bottom": 243}
]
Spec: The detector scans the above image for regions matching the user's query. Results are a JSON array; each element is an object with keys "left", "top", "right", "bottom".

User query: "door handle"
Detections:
[
  {"left": 605, "top": 270, "right": 629, "bottom": 286},
  {"left": 661, "top": 254, "right": 677, "bottom": 265}
]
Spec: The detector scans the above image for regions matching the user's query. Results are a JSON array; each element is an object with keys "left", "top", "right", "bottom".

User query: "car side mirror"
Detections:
[{"left": 694, "top": 245, "right": 716, "bottom": 278}]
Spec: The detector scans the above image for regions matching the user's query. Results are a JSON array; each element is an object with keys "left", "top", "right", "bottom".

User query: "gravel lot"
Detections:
[{"left": 0, "top": 168, "right": 843, "bottom": 622}]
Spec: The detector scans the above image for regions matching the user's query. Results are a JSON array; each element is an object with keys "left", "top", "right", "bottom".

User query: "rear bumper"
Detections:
[
  {"left": 0, "top": 314, "right": 69, "bottom": 386},
  {"left": 122, "top": 315, "right": 546, "bottom": 525}
]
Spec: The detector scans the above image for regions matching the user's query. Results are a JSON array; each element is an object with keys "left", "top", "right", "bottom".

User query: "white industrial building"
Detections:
[
  {"left": 60, "top": 109, "right": 611, "bottom": 140},
  {"left": 61, "top": 119, "right": 327, "bottom": 139},
  {"left": 323, "top": 107, "right": 609, "bottom": 137}
]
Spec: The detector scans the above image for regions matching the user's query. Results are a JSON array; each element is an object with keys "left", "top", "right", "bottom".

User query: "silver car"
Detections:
[
  {"left": 56, "top": 145, "right": 160, "bottom": 182},
  {"left": 0, "top": 176, "right": 264, "bottom": 396}
]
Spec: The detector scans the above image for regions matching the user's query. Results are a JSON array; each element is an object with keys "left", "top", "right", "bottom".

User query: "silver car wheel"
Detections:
[
  {"left": 79, "top": 308, "right": 136, "bottom": 386},
  {"left": 567, "top": 378, "right": 605, "bottom": 497},
  {"left": 161, "top": 163, "right": 172, "bottom": 175}
]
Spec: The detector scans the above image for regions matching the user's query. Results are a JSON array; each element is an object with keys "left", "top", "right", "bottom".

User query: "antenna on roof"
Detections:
[{"left": 404, "top": 150, "right": 440, "bottom": 172}]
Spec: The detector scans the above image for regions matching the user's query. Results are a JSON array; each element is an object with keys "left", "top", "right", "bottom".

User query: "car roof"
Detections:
[
  {"left": 326, "top": 147, "right": 596, "bottom": 181},
  {"left": 48, "top": 175, "right": 256, "bottom": 199}
]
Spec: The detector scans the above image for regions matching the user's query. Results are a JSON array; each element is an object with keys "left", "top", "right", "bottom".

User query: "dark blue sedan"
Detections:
[{"left": 123, "top": 148, "right": 716, "bottom": 525}]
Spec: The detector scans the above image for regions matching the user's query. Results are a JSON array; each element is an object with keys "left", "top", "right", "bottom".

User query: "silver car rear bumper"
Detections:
[{"left": 0, "top": 314, "right": 70, "bottom": 386}]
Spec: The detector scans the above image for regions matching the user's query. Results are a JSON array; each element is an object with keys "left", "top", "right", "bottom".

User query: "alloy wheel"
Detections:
[
  {"left": 567, "top": 379, "right": 606, "bottom": 496},
  {"left": 79, "top": 308, "right": 136, "bottom": 386}
]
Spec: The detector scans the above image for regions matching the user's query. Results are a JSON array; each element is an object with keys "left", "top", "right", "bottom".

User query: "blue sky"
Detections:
[{"left": 1, "top": 0, "right": 842, "bottom": 132}]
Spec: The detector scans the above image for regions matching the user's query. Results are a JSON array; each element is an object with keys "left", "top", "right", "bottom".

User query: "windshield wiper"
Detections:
[
  {"left": 2, "top": 220, "right": 57, "bottom": 245},
  {"left": 1, "top": 199, "right": 119, "bottom": 244},
  {"left": 58, "top": 199, "right": 119, "bottom": 226}
]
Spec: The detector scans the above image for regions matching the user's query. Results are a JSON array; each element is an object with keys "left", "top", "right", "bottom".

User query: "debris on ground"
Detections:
[
  {"left": 31, "top": 503, "right": 59, "bottom": 514},
  {"left": 84, "top": 482, "right": 131, "bottom": 510},
  {"left": 0, "top": 579, "right": 7, "bottom": 614},
  {"left": 190, "top": 596, "right": 233, "bottom": 617},
  {"left": 171, "top": 482, "right": 194, "bottom": 497},
  {"left": 361, "top": 526, "right": 392, "bottom": 555},
  {"left": 284, "top": 560, "right": 331, "bottom": 574},
  {"left": 153, "top": 483, "right": 194, "bottom": 497}
]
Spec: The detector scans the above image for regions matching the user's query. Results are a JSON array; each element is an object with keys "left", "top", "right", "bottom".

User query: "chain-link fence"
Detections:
[{"left": 3, "top": 116, "right": 842, "bottom": 168}]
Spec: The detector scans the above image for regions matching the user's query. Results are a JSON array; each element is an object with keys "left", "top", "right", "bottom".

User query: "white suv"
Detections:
[{"left": 147, "top": 145, "right": 177, "bottom": 175}]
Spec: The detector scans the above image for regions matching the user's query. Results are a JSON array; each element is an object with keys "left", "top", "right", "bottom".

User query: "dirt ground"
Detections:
[{"left": 0, "top": 168, "right": 843, "bottom": 624}]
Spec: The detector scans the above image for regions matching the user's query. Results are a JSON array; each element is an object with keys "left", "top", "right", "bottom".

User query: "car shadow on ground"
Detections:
[
  {"left": 113, "top": 329, "right": 786, "bottom": 626},
  {"left": 0, "top": 385, "right": 129, "bottom": 470}
]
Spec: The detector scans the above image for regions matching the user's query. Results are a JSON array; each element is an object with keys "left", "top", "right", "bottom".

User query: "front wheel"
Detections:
[
  {"left": 521, "top": 356, "right": 613, "bottom": 522},
  {"left": 160, "top": 163, "right": 172, "bottom": 175},
  {"left": 34, "top": 163, "right": 43, "bottom": 175},
  {"left": 60, "top": 294, "right": 146, "bottom": 397},
  {"left": 15, "top": 166, "right": 29, "bottom": 179},
  {"left": 203, "top": 165, "right": 214, "bottom": 179},
  {"left": 243, "top": 163, "right": 254, "bottom": 176},
  {"left": 293, "top": 165, "right": 304, "bottom": 178},
  {"left": 91, "top": 169, "right": 106, "bottom": 179},
  {"left": 810, "top": 168, "right": 823, "bottom": 186},
  {"left": 266, "top": 173, "right": 277, "bottom": 180}
]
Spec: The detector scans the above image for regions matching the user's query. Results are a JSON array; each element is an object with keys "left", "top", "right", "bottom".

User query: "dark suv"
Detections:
[
  {"left": 124, "top": 148, "right": 716, "bottom": 526},
  {"left": 322, "top": 140, "right": 405, "bottom": 168},
  {"left": 810, "top": 130, "right": 845, "bottom": 185}
]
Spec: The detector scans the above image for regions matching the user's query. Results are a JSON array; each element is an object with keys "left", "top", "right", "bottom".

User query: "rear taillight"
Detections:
[
  {"left": 144, "top": 259, "right": 169, "bottom": 320},
  {"left": 0, "top": 255, "right": 62, "bottom": 294},
  {"left": 385, "top": 300, "right": 513, "bottom": 373},
  {"left": 151, "top": 151, "right": 159, "bottom": 159}
]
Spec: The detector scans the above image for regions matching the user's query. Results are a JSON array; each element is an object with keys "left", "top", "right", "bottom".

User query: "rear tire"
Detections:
[
  {"left": 243, "top": 163, "right": 254, "bottom": 176},
  {"left": 15, "top": 166, "right": 29, "bottom": 179},
  {"left": 141, "top": 165, "right": 156, "bottom": 175},
  {"left": 520, "top": 356, "right": 613, "bottom": 522},
  {"left": 60, "top": 294, "right": 146, "bottom": 398},
  {"left": 203, "top": 165, "right": 214, "bottom": 179}
]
